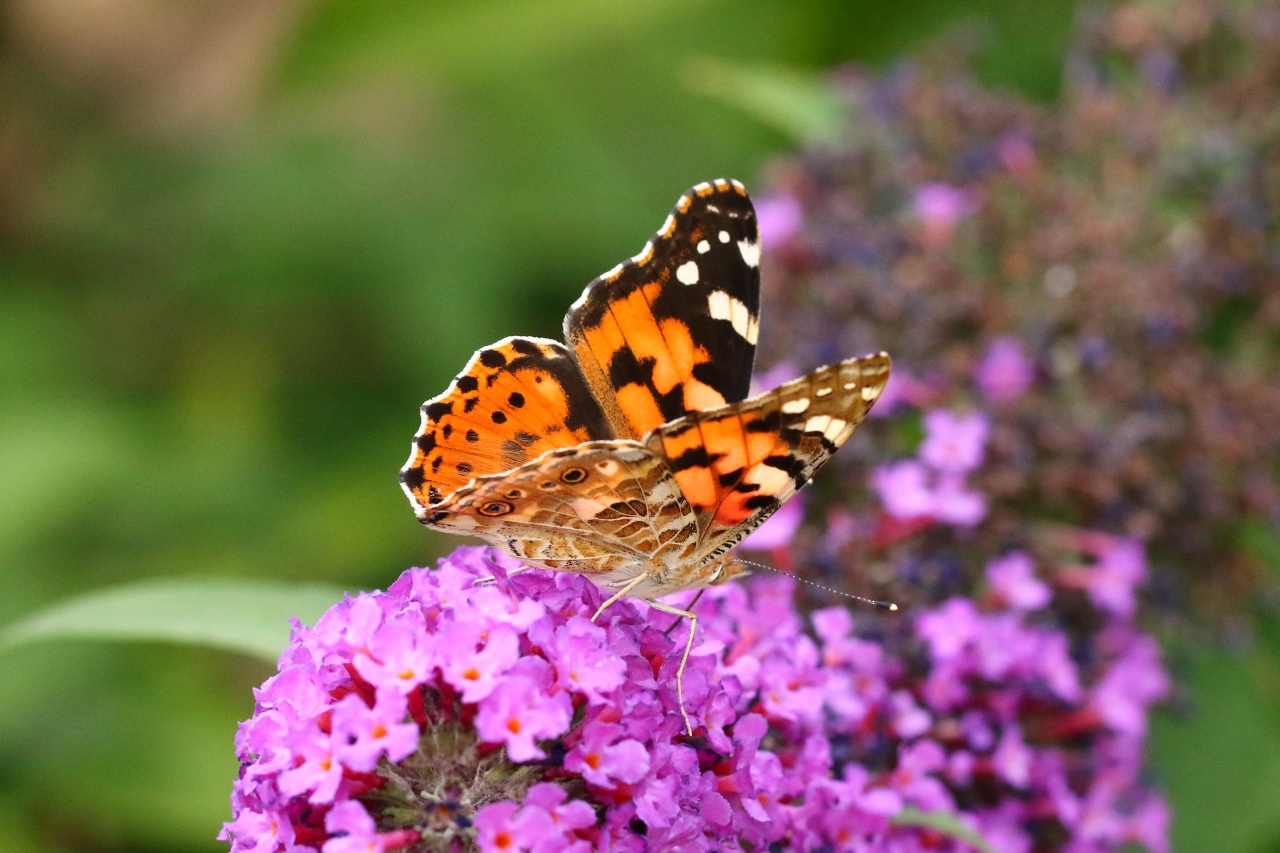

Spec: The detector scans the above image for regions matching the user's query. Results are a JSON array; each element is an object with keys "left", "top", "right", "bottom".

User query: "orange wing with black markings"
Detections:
[
  {"left": 645, "top": 353, "right": 891, "bottom": 554},
  {"left": 565, "top": 179, "right": 761, "bottom": 440},
  {"left": 400, "top": 337, "right": 614, "bottom": 511}
]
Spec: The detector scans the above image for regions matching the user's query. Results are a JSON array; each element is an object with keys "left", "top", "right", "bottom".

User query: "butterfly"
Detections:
[{"left": 400, "top": 179, "right": 890, "bottom": 734}]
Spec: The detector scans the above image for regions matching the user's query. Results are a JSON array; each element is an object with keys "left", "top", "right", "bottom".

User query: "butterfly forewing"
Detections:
[
  {"left": 645, "top": 353, "right": 891, "bottom": 555},
  {"left": 565, "top": 179, "right": 761, "bottom": 440},
  {"left": 400, "top": 337, "right": 614, "bottom": 511}
]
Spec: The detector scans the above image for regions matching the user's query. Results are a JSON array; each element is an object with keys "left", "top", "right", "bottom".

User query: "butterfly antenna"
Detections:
[{"left": 736, "top": 559, "right": 899, "bottom": 611}]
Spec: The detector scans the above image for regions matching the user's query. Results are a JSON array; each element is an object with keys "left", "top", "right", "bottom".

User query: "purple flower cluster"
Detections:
[
  {"left": 873, "top": 409, "right": 989, "bottom": 528},
  {"left": 223, "top": 531, "right": 1167, "bottom": 852},
  {"left": 753, "top": 0, "right": 1280, "bottom": 622}
]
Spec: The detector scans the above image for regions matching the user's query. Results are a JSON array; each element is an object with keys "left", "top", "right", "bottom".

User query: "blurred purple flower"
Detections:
[
  {"left": 987, "top": 551, "right": 1052, "bottom": 611},
  {"left": 755, "top": 193, "right": 803, "bottom": 248},
  {"left": 976, "top": 336, "right": 1035, "bottom": 403},
  {"left": 931, "top": 473, "right": 988, "bottom": 526},
  {"left": 873, "top": 459, "right": 937, "bottom": 520},
  {"left": 920, "top": 410, "right": 990, "bottom": 474},
  {"left": 1091, "top": 631, "right": 1170, "bottom": 737},
  {"left": 1087, "top": 538, "right": 1148, "bottom": 618},
  {"left": 996, "top": 133, "right": 1040, "bottom": 179},
  {"left": 912, "top": 182, "right": 977, "bottom": 245}
]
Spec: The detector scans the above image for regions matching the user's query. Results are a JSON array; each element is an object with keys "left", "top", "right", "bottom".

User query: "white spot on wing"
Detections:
[
  {"left": 738, "top": 239, "right": 761, "bottom": 268},
  {"left": 707, "top": 290, "right": 754, "bottom": 340},
  {"left": 782, "top": 398, "right": 810, "bottom": 414},
  {"left": 571, "top": 497, "right": 609, "bottom": 519},
  {"left": 729, "top": 297, "right": 751, "bottom": 340},
  {"left": 718, "top": 230, "right": 730, "bottom": 243},
  {"left": 751, "top": 463, "right": 790, "bottom": 493},
  {"left": 697, "top": 239, "right": 710, "bottom": 254},
  {"left": 632, "top": 241, "right": 654, "bottom": 265},
  {"left": 801, "top": 415, "right": 849, "bottom": 443},
  {"left": 861, "top": 385, "right": 882, "bottom": 401},
  {"left": 676, "top": 261, "right": 700, "bottom": 285},
  {"left": 804, "top": 414, "right": 832, "bottom": 434},
  {"left": 708, "top": 290, "right": 731, "bottom": 320},
  {"left": 816, "top": 387, "right": 833, "bottom": 397},
  {"left": 595, "top": 459, "right": 619, "bottom": 476}
]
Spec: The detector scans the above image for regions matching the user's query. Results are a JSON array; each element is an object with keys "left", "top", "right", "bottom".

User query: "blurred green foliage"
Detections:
[{"left": 27, "top": 1, "right": 1280, "bottom": 851}]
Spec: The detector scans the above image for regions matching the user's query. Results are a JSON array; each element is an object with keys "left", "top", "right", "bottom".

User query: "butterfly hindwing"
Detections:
[
  {"left": 645, "top": 353, "right": 891, "bottom": 554},
  {"left": 565, "top": 179, "right": 761, "bottom": 440},
  {"left": 400, "top": 337, "right": 615, "bottom": 512},
  {"left": 418, "top": 441, "right": 701, "bottom": 580}
]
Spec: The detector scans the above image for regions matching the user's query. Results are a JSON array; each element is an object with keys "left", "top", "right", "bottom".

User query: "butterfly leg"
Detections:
[
  {"left": 664, "top": 589, "right": 704, "bottom": 638},
  {"left": 590, "top": 573, "right": 651, "bottom": 622},
  {"left": 473, "top": 566, "right": 533, "bottom": 587},
  {"left": 646, "top": 600, "right": 697, "bottom": 737}
]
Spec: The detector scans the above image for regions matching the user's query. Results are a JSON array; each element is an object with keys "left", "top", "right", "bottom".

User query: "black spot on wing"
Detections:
[
  {"left": 479, "top": 348, "right": 508, "bottom": 368},
  {"left": 718, "top": 468, "right": 745, "bottom": 487},
  {"left": 669, "top": 446, "right": 720, "bottom": 471},
  {"left": 608, "top": 348, "right": 651, "bottom": 389},
  {"left": 763, "top": 454, "right": 806, "bottom": 480},
  {"left": 401, "top": 465, "right": 425, "bottom": 490},
  {"left": 456, "top": 374, "right": 479, "bottom": 393},
  {"left": 746, "top": 411, "right": 782, "bottom": 433}
]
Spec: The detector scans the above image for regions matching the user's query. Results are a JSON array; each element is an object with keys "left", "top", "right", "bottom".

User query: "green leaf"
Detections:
[
  {"left": 1151, "top": 648, "right": 1280, "bottom": 852},
  {"left": 286, "top": 0, "right": 710, "bottom": 85},
  {"left": 0, "top": 578, "right": 347, "bottom": 663},
  {"left": 891, "top": 807, "right": 998, "bottom": 853},
  {"left": 684, "top": 56, "right": 844, "bottom": 146}
]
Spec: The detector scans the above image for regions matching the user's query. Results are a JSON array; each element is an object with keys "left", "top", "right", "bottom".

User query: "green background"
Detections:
[{"left": 0, "top": 1, "right": 1273, "bottom": 850}]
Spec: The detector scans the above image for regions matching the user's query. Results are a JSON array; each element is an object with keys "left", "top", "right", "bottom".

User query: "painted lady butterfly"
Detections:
[{"left": 400, "top": 179, "right": 890, "bottom": 733}]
